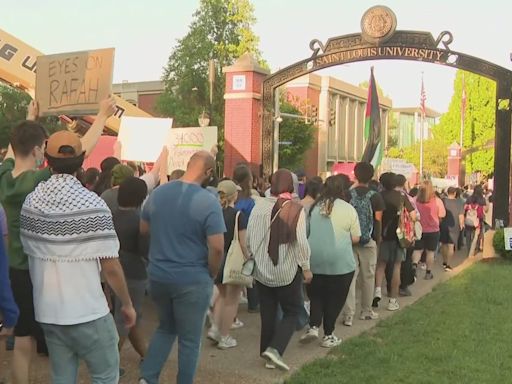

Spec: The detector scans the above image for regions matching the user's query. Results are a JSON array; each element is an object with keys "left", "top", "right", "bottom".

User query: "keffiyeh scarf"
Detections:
[{"left": 20, "top": 174, "right": 119, "bottom": 262}]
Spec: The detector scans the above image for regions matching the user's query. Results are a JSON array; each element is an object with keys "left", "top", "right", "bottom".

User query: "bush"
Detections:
[{"left": 492, "top": 229, "right": 512, "bottom": 259}]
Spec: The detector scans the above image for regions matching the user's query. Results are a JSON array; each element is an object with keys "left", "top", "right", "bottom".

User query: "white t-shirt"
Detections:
[{"left": 29, "top": 257, "right": 109, "bottom": 325}]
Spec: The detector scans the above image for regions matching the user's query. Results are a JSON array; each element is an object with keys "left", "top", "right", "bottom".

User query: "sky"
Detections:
[{"left": 1, "top": 0, "right": 511, "bottom": 113}]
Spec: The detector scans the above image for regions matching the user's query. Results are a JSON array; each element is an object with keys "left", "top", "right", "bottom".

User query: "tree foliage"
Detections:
[
  {"left": 0, "top": 85, "right": 62, "bottom": 149},
  {"left": 431, "top": 70, "right": 496, "bottom": 176},
  {"left": 157, "top": 0, "right": 264, "bottom": 173},
  {"left": 387, "top": 70, "right": 496, "bottom": 177},
  {"left": 278, "top": 103, "right": 315, "bottom": 171},
  {"left": 158, "top": 1, "right": 263, "bottom": 127},
  {"left": 387, "top": 135, "right": 448, "bottom": 178}
]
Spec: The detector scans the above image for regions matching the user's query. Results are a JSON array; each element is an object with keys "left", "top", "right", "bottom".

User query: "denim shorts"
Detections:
[{"left": 41, "top": 314, "right": 119, "bottom": 384}]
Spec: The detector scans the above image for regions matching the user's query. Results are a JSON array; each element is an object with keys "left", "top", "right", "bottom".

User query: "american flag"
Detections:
[
  {"left": 461, "top": 73, "right": 467, "bottom": 122},
  {"left": 420, "top": 76, "right": 426, "bottom": 117}
]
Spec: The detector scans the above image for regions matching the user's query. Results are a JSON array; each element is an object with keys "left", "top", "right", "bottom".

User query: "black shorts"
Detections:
[
  {"left": 414, "top": 232, "right": 440, "bottom": 252},
  {"left": 439, "top": 228, "right": 452, "bottom": 244},
  {"left": 9, "top": 268, "right": 44, "bottom": 339}
]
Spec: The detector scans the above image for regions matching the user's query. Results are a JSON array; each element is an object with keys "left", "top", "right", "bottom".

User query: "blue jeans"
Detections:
[
  {"left": 141, "top": 280, "right": 213, "bottom": 384},
  {"left": 40, "top": 314, "right": 119, "bottom": 384}
]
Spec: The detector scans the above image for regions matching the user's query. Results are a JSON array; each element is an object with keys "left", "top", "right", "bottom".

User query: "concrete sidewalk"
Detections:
[{"left": 0, "top": 248, "right": 478, "bottom": 384}]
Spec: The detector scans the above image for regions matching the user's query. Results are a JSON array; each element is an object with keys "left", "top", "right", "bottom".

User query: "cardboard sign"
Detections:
[
  {"left": 36, "top": 48, "right": 114, "bottom": 116},
  {"left": 168, "top": 127, "right": 218, "bottom": 172},
  {"left": 118, "top": 117, "right": 173, "bottom": 162}
]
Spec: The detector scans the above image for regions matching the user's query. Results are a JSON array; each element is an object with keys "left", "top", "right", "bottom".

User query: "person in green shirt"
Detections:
[{"left": 0, "top": 97, "right": 116, "bottom": 384}]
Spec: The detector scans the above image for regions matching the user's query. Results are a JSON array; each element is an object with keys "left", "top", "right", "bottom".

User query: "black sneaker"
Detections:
[
  {"left": 444, "top": 265, "right": 453, "bottom": 272},
  {"left": 399, "top": 287, "right": 412, "bottom": 296},
  {"left": 372, "top": 297, "right": 381, "bottom": 308}
]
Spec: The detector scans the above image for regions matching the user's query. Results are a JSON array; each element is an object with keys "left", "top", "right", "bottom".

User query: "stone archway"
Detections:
[{"left": 258, "top": 6, "right": 512, "bottom": 226}]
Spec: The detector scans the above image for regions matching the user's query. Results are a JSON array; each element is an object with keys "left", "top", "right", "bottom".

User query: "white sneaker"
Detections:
[
  {"left": 299, "top": 326, "right": 319, "bottom": 344},
  {"left": 342, "top": 315, "right": 353, "bottom": 326},
  {"left": 139, "top": 379, "right": 148, "bottom": 384},
  {"left": 321, "top": 334, "right": 342, "bottom": 348},
  {"left": 420, "top": 262, "right": 427, "bottom": 270},
  {"left": 207, "top": 327, "right": 221, "bottom": 343},
  {"left": 387, "top": 298, "right": 400, "bottom": 311},
  {"left": 231, "top": 318, "right": 244, "bottom": 329},
  {"left": 217, "top": 335, "right": 237, "bottom": 349},
  {"left": 261, "top": 347, "right": 290, "bottom": 371},
  {"left": 360, "top": 310, "right": 379, "bottom": 320}
]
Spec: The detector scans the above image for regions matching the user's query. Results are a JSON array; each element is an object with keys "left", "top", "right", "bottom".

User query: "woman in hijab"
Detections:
[{"left": 247, "top": 169, "right": 311, "bottom": 371}]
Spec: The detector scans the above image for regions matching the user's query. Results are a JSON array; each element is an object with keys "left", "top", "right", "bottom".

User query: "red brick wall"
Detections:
[
  {"left": 137, "top": 93, "right": 162, "bottom": 115},
  {"left": 223, "top": 71, "right": 265, "bottom": 177}
]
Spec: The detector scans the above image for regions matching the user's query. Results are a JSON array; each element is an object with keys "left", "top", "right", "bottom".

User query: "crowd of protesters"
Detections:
[{"left": 0, "top": 98, "right": 492, "bottom": 384}]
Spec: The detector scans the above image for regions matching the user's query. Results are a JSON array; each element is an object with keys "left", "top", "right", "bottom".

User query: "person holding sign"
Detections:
[{"left": 0, "top": 96, "right": 115, "bottom": 384}]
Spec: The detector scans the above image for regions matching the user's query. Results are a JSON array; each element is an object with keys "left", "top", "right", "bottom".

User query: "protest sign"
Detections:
[
  {"left": 36, "top": 48, "right": 114, "bottom": 116},
  {"left": 381, "top": 158, "right": 416, "bottom": 177},
  {"left": 167, "top": 127, "right": 218, "bottom": 172},
  {"left": 118, "top": 116, "right": 173, "bottom": 162}
]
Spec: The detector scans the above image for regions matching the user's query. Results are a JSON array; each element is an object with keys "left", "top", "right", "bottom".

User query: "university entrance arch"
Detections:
[{"left": 257, "top": 6, "right": 512, "bottom": 226}]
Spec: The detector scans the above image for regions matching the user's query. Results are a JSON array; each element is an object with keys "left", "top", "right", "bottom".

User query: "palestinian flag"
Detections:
[{"left": 361, "top": 67, "right": 383, "bottom": 167}]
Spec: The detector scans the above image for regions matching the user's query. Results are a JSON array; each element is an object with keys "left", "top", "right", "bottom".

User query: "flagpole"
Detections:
[
  {"left": 460, "top": 73, "right": 465, "bottom": 148},
  {"left": 420, "top": 113, "right": 424, "bottom": 180},
  {"left": 419, "top": 72, "right": 425, "bottom": 180}
]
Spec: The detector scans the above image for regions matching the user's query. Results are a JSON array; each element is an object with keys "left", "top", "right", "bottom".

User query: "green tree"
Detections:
[
  {"left": 278, "top": 103, "right": 315, "bottom": 171},
  {"left": 431, "top": 70, "right": 496, "bottom": 176},
  {"left": 157, "top": 0, "right": 265, "bottom": 171},
  {"left": 387, "top": 135, "right": 448, "bottom": 178},
  {"left": 0, "top": 85, "right": 62, "bottom": 150}
]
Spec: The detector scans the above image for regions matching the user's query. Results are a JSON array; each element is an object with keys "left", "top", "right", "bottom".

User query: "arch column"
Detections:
[{"left": 223, "top": 54, "right": 269, "bottom": 177}]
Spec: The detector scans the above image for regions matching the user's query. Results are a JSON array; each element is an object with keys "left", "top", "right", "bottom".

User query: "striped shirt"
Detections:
[{"left": 247, "top": 197, "right": 310, "bottom": 287}]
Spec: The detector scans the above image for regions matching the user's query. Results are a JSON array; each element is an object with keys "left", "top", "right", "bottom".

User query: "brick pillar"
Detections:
[
  {"left": 223, "top": 53, "right": 269, "bottom": 177},
  {"left": 447, "top": 142, "right": 462, "bottom": 185}
]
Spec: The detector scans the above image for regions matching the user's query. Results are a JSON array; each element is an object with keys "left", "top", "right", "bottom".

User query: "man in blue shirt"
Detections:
[{"left": 139, "top": 151, "right": 225, "bottom": 384}]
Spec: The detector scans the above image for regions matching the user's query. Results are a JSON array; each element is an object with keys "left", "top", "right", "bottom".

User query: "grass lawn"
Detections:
[{"left": 287, "top": 259, "right": 512, "bottom": 384}]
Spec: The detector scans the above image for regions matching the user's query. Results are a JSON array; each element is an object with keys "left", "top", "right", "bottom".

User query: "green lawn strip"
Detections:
[{"left": 287, "top": 260, "right": 512, "bottom": 384}]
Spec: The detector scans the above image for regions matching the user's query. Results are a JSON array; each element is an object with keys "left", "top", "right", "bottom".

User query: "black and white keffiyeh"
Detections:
[{"left": 20, "top": 174, "right": 119, "bottom": 262}]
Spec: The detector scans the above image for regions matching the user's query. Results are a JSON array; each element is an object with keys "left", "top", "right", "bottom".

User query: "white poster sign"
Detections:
[
  {"left": 504, "top": 228, "right": 512, "bottom": 251},
  {"left": 381, "top": 158, "right": 416, "bottom": 177},
  {"left": 167, "top": 126, "right": 218, "bottom": 171},
  {"left": 118, "top": 116, "right": 173, "bottom": 162},
  {"left": 233, "top": 75, "right": 246, "bottom": 91}
]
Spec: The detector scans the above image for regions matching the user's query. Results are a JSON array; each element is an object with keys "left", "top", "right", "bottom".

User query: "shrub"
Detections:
[{"left": 492, "top": 229, "right": 512, "bottom": 259}]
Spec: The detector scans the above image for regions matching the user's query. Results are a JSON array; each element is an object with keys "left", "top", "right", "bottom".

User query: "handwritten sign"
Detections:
[
  {"left": 35, "top": 48, "right": 114, "bottom": 116},
  {"left": 168, "top": 127, "right": 218, "bottom": 171},
  {"left": 118, "top": 117, "right": 173, "bottom": 162}
]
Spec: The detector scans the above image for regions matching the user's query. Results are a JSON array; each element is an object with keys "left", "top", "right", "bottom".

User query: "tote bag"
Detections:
[{"left": 222, "top": 211, "right": 253, "bottom": 287}]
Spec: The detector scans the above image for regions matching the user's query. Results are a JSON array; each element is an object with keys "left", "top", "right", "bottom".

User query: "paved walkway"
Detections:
[{"left": 1, "top": 248, "right": 478, "bottom": 384}]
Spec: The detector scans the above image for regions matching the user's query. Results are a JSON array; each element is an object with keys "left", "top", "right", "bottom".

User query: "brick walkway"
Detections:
[{"left": 1, "top": 248, "right": 476, "bottom": 384}]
